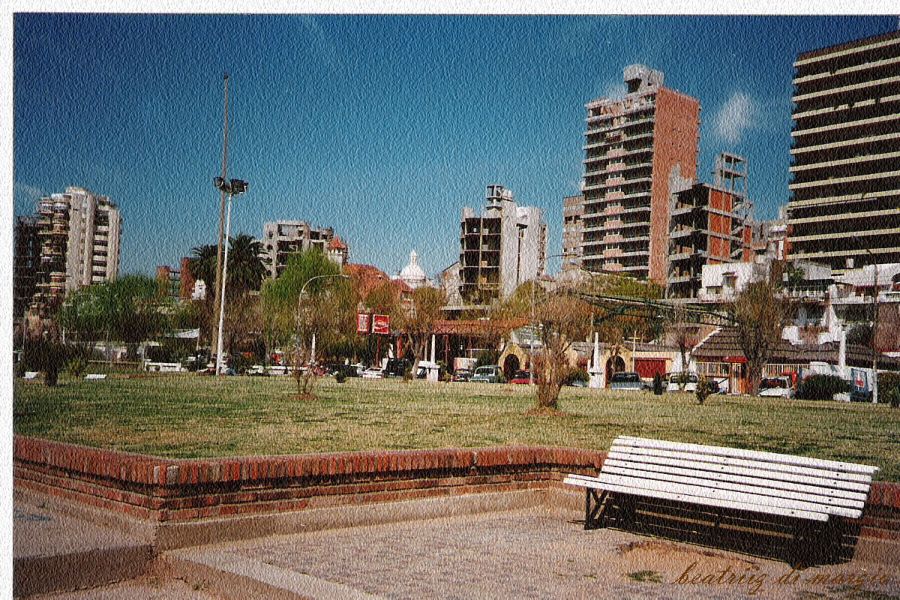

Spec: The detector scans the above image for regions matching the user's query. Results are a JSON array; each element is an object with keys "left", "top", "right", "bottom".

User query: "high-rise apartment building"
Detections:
[
  {"left": 29, "top": 187, "right": 122, "bottom": 314},
  {"left": 668, "top": 153, "right": 753, "bottom": 299},
  {"left": 562, "top": 194, "right": 584, "bottom": 271},
  {"left": 581, "top": 65, "right": 701, "bottom": 283},
  {"left": 459, "top": 185, "right": 547, "bottom": 306},
  {"left": 260, "top": 221, "right": 347, "bottom": 278},
  {"left": 787, "top": 30, "right": 900, "bottom": 273}
]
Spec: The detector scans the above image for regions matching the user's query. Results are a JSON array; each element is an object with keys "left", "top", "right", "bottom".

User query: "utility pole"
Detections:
[{"left": 212, "top": 73, "right": 230, "bottom": 364}]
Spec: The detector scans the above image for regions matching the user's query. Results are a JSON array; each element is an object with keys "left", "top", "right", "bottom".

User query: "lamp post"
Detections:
[
  {"left": 213, "top": 177, "right": 249, "bottom": 376},
  {"left": 297, "top": 274, "right": 350, "bottom": 367},
  {"left": 864, "top": 248, "right": 879, "bottom": 404},
  {"left": 212, "top": 73, "right": 230, "bottom": 367}
]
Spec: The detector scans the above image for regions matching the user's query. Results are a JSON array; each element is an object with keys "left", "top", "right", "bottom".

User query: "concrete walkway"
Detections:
[
  {"left": 14, "top": 491, "right": 154, "bottom": 597},
  {"left": 14, "top": 490, "right": 899, "bottom": 599},
  {"left": 165, "top": 507, "right": 899, "bottom": 600}
]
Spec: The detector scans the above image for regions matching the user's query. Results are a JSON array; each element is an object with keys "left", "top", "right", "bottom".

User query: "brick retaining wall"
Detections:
[{"left": 12, "top": 436, "right": 900, "bottom": 541}]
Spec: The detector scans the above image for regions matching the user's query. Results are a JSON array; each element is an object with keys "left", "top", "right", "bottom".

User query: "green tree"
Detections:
[
  {"left": 395, "top": 287, "right": 447, "bottom": 372},
  {"left": 261, "top": 250, "right": 354, "bottom": 397},
  {"left": 226, "top": 234, "right": 268, "bottom": 294},
  {"left": 731, "top": 282, "right": 788, "bottom": 396},
  {"left": 59, "top": 275, "right": 168, "bottom": 362},
  {"left": 533, "top": 293, "right": 593, "bottom": 410}
]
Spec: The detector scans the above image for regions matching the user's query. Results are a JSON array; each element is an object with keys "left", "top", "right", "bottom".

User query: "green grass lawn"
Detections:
[{"left": 13, "top": 375, "right": 900, "bottom": 481}]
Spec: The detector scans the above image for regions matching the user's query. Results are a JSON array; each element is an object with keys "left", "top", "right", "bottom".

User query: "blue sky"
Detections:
[{"left": 13, "top": 14, "right": 896, "bottom": 278}]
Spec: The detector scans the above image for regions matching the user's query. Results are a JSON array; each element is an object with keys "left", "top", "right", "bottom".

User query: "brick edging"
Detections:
[{"left": 13, "top": 436, "right": 900, "bottom": 531}]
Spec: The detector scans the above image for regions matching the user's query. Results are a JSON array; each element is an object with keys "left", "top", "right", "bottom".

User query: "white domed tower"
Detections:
[{"left": 399, "top": 250, "right": 429, "bottom": 289}]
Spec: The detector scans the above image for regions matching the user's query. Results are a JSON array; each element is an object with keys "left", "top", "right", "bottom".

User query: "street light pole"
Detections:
[
  {"left": 213, "top": 178, "right": 248, "bottom": 376},
  {"left": 864, "top": 248, "right": 879, "bottom": 404},
  {"left": 212, "top": 73, "right": 230, "bottom": 365}
]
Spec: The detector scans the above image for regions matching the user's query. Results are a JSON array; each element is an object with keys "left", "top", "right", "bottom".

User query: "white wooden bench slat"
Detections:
[
  {"left": 604, "top": 453, "right": 869, "bottom": 502},
  {"left": 608, "top": 447, "right": 873, "bottom": 487},
  {"left": 602, "top": 458, "right": 869, "bottom": 504},
  {"left": 598, "top": 473, "right": 861, "bottom": 519},
  {"left": 617, "top": 436, "right": 879, "bottom": 475},
  {"left": 602, "top": 464, "right": 865, "bottom": 515},
  {"left": 594, "top": 480, "right": 830, "bottom": 523}
]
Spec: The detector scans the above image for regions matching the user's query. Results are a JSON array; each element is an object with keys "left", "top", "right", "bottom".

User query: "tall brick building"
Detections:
[{"left": 580, "top": 65, "right": 701, "bottom": 283}]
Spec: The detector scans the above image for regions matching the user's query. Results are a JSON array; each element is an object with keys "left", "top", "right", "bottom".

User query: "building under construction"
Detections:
[
  {"left": 561, "top": 194, "right": 584, "bottom": 272},
  {"left": 25, "top": 187, "right": 122, "bottom": 316},
  {"left": 667, "top": 153, "right": 753, "bottom": 299},
  {"left": 580, "top": 64, "right": 701, "bottom": 284},
  {"left": 459, "top": 185, "right": 546, "bottom": 306},
  {"left": 787, "top": 29, "right": 900, "bottom": 273}
]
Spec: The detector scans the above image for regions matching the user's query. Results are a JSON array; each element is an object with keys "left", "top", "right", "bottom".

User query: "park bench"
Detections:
[{"left": 564, "top": 435, "right": 878, "bottom": 564}]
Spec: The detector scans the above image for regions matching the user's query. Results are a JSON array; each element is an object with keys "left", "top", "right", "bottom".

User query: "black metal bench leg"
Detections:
[{"left": 584, "top": 489, "right": 607, "bottom": 530}]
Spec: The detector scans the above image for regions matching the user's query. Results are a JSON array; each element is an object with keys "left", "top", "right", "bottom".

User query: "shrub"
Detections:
[
  {"left": 67, "top": 356, "right": 88, "bottom": 378},
  {"left": 474, "top": 349, "right": 498, "bottom": 369},
  {"left": 230, "top": 353, "right": 252, "bottom": 375},
  {"left": 796, "top": 374, "right": 850, "bottom": 400},
  {"left": 878, "top": 372, "right": 900, "bottom": 408},
  {"left": 652, "top": 373, "right": 664, "bottom": 395},
  {"left": 695, "top": 375, "right": 715, "bottom": 405},
  {"left": 23, "top": 339, "right": 69, "bottom": 387},
  {"left": 562, "top": 368, "right": 589, "bottom": 386}
]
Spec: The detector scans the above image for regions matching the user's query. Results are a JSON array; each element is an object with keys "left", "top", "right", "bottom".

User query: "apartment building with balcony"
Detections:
[
  {"left": 562, "top": 194, "right": 584, "bottom": 272},
  {"left": 581, "top": 64, "right": 701, "bottom": 283},
  {"left": 459, "top": 185, "right": 547, "bottom": 306},
  {"left": 27, "top": 187, "right": 122, "bottom": 314},
  {"left": 787, "top": 29, "right": 900, "bottom": 273},
  {"left": 260, "top": 221, "right": 348, "bottom": 278}
]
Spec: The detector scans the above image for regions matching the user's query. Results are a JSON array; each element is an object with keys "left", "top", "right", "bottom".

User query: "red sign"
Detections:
[
  {"left": 372, "top": 314, "right": 390, "bottom": 335},
  {"left": 356, "top": 313, "right": 371, "bottom": 334}
]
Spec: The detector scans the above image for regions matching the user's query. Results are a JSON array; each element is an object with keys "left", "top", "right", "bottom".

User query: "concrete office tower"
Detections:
[
  {"left": 31, "top": 187, "right": 121, "bottom": 314},
  {"left": 459, "top": 185, "right": 547, "bottom": 306},
  {"left": 562, "top": 194, "right": 584, "bottom": 272},
  {"left": 260, "top": 221, "right": 345, "bottom": 278},
  {"left": 787, "top": 30, "right": 900, "bottom": 273},
  {"left": 581, "top": 65, "right": 701, "bottom": 283}
]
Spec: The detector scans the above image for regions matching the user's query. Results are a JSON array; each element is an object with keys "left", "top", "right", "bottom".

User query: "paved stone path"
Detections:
[
  {"left": 199, "top": 508, "right": 899, "bottom": 599},
  {"left": 15, "top": 491, "right": 899, "bottom": 599}
]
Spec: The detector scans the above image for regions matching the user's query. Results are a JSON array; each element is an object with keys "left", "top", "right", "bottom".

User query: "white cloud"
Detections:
[
  {"left": 14, "top": 182, "right": 44, "bottom": 201},
  {"left": 713, "top": 92, "right": 757, "bottom": 145}
]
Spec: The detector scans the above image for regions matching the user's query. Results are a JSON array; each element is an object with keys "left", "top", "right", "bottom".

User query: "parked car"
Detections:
[
  {"left": 609, "top": 371, "right": 643, "bottom": 391},
  {"left": 759, "top": 376, "right": 794, "bottom": 398},
  {"left": 361, "top": 367, "right": 384, "bottom": 380},
  {"left": 568, "top": 378, "right": 589, "bottom": 388},
  {"left": 451, "top": 369, "right": 473, "bottom": 382},
  {"left": 509, "top": 370, "right": 531, "bottom": 385},
  {"left": 666, "top": 372, "right": 698, "bottom": 393},
  {"left": 470, "top": 365, "right": 504, "bottom": 383},
  {"left": 247, "top": 364, "right": 268, "bottom": 376},
  {"left": 384, "top": 358, "right": 411, "bottom": 378}
]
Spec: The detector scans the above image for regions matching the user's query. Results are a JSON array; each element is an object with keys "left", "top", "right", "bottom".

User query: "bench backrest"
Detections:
[{"left": 601, "top": 436, "right": 878, "bottom": 520}]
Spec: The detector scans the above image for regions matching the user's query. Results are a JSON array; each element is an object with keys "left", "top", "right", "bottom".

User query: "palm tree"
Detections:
[
  {"left": 187, "top": 244, "right": 218, "bottom": 296},
  {"left": 226, "top": 234, "right": 268, "bottom": 294}
]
